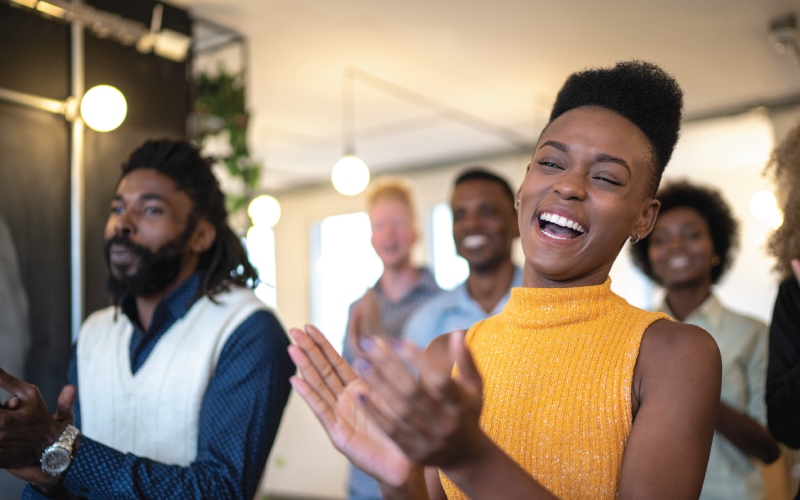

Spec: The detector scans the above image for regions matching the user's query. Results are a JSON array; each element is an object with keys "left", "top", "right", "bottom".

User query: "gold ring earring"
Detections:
[
  {"left": 514, "top": 200, "right": 520, "bottom": 212},
  {"left": 629, "top": 234, "right": 640, "bottom": 244}
]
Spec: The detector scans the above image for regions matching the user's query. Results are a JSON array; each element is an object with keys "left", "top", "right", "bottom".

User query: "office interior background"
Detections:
[{"left": 1, "top": 0, "right": 800, "bottom": 498}]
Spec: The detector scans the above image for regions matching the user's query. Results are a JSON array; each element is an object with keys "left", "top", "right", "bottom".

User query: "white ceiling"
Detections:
[{"left": 177, "top": 0, "right": 800, "bottom": 191}]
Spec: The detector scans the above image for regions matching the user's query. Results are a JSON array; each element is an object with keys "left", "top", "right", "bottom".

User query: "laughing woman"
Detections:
[{"left": 288, "top": 61, "right": 722, "bottom": 500}]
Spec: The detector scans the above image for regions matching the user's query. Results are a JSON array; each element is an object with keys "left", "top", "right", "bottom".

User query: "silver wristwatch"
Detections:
[{"left": 41, "top": 425, "right": 80, "bottom": 476}]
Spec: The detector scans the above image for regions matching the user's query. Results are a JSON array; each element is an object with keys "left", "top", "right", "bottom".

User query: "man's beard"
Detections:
[{"left": 105, "top": 230, "right": 192, "bottom": 301}]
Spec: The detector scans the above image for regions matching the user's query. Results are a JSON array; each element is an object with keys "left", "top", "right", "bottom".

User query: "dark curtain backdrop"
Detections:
[{"left": 0, "top": 2, "right": 190, "bottom": 410}]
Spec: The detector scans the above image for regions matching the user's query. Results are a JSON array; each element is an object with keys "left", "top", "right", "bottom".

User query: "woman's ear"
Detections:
[
  {"left": 189, "top": 219, "right": 217, "bottom": 254},
  {"left": 635, "top": 199, "right": 661, "bottom": 239}
]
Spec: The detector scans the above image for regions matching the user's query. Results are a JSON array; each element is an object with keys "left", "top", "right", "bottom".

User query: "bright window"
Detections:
[
  {"left": 245, "top": 226, "right": 277, "bottom": 309},
  {"left": 430, "top": 202, "right": 469, "bottom": 290},
  {"left": 311, "top": 212, "right": 384, "bottom": 353}
]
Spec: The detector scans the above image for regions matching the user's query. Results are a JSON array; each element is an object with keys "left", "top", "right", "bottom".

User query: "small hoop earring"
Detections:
[
  {"left": 711, "top": 256, "right": 720, "bottom": 266},
  {"left": 514, "top": 200, "right": 520, "bottom": 212},
  {"left": 629, "top": 234, "right": 640, "bottom": 244}
]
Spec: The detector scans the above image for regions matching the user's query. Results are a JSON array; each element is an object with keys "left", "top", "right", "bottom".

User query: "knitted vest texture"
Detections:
[
  {"left": 76, "top": 287, "right": 266, "bottom": 466},
  {"left": 440, "top": 278, "right": 669, "bottom": 500}
]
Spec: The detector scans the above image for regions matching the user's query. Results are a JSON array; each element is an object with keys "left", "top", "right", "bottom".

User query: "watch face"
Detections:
[{"left": 42, "top": 448, "right": 70, "bottom": 475}]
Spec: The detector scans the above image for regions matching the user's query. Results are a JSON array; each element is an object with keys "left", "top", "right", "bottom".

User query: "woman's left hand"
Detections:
[{"left": 354, "top": 331, "right": 490, "bottom": 469}]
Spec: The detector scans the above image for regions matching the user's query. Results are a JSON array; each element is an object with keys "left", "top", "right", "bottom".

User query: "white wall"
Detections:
[{"left": 260, "top": 110, "right": 788, "bottom": 498}]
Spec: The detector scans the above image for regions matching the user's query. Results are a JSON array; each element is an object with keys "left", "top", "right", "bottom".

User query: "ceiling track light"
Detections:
[
  {"left": 770, "top": 13, "right": 800, "bottom": 69},
  {"left": 5, "top": 0, "right": 192, "bottom": 62}
]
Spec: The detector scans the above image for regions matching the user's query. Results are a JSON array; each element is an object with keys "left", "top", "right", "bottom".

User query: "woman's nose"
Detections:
[{"left": 554, "top": 171, "right": 587, "bottom": 200}]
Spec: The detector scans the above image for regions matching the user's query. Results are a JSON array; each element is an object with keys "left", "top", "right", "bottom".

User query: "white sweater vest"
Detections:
[{"left": 77, "top": 287, "right": 267, "bottom": 466}]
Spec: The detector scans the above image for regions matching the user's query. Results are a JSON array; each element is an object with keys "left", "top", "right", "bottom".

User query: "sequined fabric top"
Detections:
[{"left": 440, "top": 278, "right": 670, "bottom": 500}]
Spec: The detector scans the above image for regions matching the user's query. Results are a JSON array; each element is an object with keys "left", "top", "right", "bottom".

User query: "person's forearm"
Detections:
[
  {"left": 23, "top": 482, "right": 76, "bottom": 500},
  {"left": 60, "top": 437, "right": 252, "bottom": 500},
  {"left": 441, "top": 433, "right": 556, "bottom": 500},
  {"left": 717, "top": 403, "right": 780, "bottom": 464},
  {"left": 379, "top": 466, "right": 430, "bottom": 500}
]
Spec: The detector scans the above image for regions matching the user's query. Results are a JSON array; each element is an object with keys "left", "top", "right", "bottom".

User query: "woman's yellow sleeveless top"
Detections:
[{"left": 440, "top": 278, "right": 670, "bottom": 500}]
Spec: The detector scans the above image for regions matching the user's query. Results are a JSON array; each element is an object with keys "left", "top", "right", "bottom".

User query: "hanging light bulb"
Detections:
[
  {"left": 248, "top": 195, "right": 282, "bottom": 228},
  {"left": 80, "top": 85, "right": 127, "bottom": 132},
  {"left": 332, "top": 155, "right": 370, "bottom": 196}
]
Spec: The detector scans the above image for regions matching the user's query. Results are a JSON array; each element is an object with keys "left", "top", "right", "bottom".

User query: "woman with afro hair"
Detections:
[
  {"left": 288, "top": 61, "right": 722, "bottom": 500},
  {"left": 631, "top": 181, "right": 779, "bottom": 500}
]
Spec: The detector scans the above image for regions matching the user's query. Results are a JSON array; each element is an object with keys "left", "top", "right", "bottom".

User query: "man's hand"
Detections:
[
  {"left": 0, "top": 371, "right": 77, "bottom": 493},
  {"left": 346, "top": 289, "right": 384, "bottom": 355}
]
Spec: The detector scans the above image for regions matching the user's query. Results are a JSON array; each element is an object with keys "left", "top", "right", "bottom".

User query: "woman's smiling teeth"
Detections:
[
  {"left": 538, "top": 212, "right": 585, "bottom": 240},
  {"left": 667, "top": 256, "right": 690, "bottom": 269}
]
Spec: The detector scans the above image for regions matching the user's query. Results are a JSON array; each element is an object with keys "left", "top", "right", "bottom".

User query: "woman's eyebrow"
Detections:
[
  {"left": 595, "top": 153, "right": 631, "bottom": 175},
  {"left": 538, "top": 140, "right": 569, "bottom": 153}
]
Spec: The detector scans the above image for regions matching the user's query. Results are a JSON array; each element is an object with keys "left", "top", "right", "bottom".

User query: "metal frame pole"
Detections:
[{"left": 70, "top": 13, "right": 85, "bottom": 340}]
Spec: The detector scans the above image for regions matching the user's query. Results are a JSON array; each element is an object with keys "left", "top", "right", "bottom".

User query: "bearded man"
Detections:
[{"left": 0, "top": 139, "right": 294, "bottom": 500}]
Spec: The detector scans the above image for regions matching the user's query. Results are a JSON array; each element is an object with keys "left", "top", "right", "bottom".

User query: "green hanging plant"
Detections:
[{"left": 194, "top": 65, "right": 261, "bottom": 215}]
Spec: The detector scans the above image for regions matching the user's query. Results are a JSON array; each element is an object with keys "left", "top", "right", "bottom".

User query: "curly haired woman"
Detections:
[
  {"left": 765, "top": 123, "right": 800, "bottom": 458},
  {"left": 631, "top": 181, "right": 779, "bottom": 500}
]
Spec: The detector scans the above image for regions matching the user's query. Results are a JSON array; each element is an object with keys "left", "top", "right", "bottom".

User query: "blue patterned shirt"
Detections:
[
  {"left": 402, "top": 266, "right": 523, "bottom": 349},
  {"left": 24, "top": 272, "right": 295, "bottom": 500}
]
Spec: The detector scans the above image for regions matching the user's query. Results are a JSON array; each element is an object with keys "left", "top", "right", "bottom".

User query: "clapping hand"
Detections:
[
  {"left": 353, "top": 332, "right": 489, "bottom": 469},
  {"left": 345, "top": 289, "right": 383, "bottom": 356},
  {"left": 288, "top": 325, "right": 413, "bottom": 487},
  {"left": 0, "top": 369, "right": 77, "bottom": 491}
]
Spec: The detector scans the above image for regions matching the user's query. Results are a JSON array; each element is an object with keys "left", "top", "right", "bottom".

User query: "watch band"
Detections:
[{"left": 40, "top": 425, "right": 80, "bottom": 476}]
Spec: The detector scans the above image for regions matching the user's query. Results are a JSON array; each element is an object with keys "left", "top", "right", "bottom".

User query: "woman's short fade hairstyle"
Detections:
[
  {"left": 367, "top": 177, "right": 417, "bottom": 225},
  {"left": 121, "top": 138, "right": 258, "bottom": 300},
  {"left": 630, "top": 180, "right": 739, "bottom": 285},
  {"left": 548, "top": 60, "right": 684, "bottom": 196}
]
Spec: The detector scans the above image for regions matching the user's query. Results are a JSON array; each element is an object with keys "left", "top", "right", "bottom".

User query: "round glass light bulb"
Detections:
[
  {"left": 248, "top": 195, "right": 281, "bottom": 228},
  {"left": 81, "top": 85, "right": 127, "bottom": 132},
  {"left": 331, "top": 155, "right": 370, "bottom": 196},
  {"left": 750, "top": 190, "right": 778, "bottom": 221}
]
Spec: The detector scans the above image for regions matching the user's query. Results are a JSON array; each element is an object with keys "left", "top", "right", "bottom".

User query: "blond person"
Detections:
[{"left": 341, "top": 179, "right": 441, "bottom": 500}]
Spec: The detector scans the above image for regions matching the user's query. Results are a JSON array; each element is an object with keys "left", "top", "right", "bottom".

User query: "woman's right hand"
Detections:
[{"left": 287, "top": 325, "right": 413, "bottom": 487}]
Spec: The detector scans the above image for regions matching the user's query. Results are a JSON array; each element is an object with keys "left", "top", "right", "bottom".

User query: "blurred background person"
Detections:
[
  {"left": 632, "top": 180, "right": 779, "bottom": 500},
  {"left": 341, "top": 178, "right": 441, "bottom": 500},
  {"left": 765, "top": 123, "right": 800, "bottom": 500},
  {"left": 0, "top": 213, "right": 30, "bottom": 499},
  {"left": 402, "top": 169, "right": 522, "bottom": 349}
]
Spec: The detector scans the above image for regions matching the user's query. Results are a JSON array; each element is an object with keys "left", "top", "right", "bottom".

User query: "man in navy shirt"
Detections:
[{"left": 0, "top": 139, "right": 294, "bottom": 499}]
